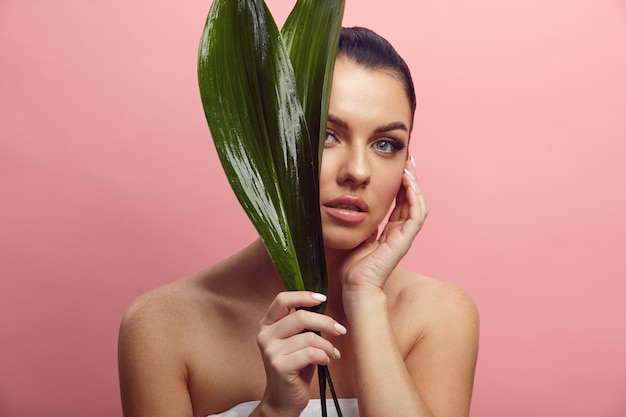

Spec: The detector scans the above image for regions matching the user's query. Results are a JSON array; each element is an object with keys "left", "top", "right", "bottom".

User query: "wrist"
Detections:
[
  {"left": 253, "top": 403, "right": 291, "bottom": 417},
  {"left": 255, "top": 394, "right": 303, "bottom": 417},
  {"left": 342, "top": 284, "right": 388, "bottom": 319}
]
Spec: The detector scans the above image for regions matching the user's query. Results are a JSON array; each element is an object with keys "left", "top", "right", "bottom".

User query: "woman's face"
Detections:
[{"left": 320, "top": 58, "right": 412, "bottom": 250}]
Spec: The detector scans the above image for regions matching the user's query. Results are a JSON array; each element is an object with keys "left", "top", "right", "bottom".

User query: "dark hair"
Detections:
[{"left": 337, "top": 27, "right": 416, "bottom": 128}]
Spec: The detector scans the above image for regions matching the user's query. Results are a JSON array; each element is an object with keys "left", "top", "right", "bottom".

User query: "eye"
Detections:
[
  {"left": 373, "top": 138, "right": 406, "bottom": 154},
  {"left": 324, "top": 130, "right": 338, "bottom": 146}
]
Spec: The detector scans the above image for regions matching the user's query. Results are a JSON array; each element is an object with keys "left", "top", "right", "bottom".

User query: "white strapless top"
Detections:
[{"left": 207, "top": 398, "right": 358, "bottom": 417}]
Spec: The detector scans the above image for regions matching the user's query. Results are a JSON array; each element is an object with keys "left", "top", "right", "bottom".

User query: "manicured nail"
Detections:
[
  {"left": 311, "top": 293, "right": 327, "bottom": 302},
  {"left": 410, "top": 155, "right": 416, "bottom": 169},
  {"left": 334, "top": 322, "right": 347, "bottom": 335},
  {"left": 333, "top": 348, "right": 341, "bottom": 359},
  {"left": 403, "top": 168, "right": 415, "bottom": 181}
]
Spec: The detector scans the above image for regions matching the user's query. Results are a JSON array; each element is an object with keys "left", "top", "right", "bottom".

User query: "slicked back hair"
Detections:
[{"left": 337, "top": 27, "right": 416, "bottom": 130}]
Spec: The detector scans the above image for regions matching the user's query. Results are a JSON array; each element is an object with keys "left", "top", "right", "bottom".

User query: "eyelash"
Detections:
[
  {"left": 324, "top": 131, "right": 338, "bottom": 144},
  {"left": 374, "top": 138, "right": 406, "bottom": 154},
  {"left": 324, "top": 131, "right": 406, "bottom": 155}
]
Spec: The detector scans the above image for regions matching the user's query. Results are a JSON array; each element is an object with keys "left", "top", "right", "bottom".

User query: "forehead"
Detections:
[{"left": 329, "top": 59, "right": 412, "bottom": 127}]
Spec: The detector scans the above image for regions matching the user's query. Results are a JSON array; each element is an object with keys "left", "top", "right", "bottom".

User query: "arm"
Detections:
[
  {"left": 118, "top": 296, "right": 194, "bottom": 417},
  {"left": 403, "top": 286, "right": 479, "bottom": 417},
  {"left": 344, "top": 281, "right": 479, "bottom": 417},
  {"left": 344, "top": 287, "right": 432, "bottom": 416},
  {"left": 340, "top": 158, "right": 479, "bottom": 416}
]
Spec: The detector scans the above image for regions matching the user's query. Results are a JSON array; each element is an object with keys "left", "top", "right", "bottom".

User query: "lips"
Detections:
[
  {"left": 322, "top": 195, "right": 369, "bottom": 223},
  {"left": 332, "top": 203, "right": 363, "bottom": 211}
]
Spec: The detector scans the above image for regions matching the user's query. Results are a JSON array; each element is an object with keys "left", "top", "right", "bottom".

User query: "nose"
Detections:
[{"left": 337, "top": 147, "right": 371, "bottom": 188}]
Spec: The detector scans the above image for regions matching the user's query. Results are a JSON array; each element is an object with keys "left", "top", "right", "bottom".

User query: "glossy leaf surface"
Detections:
[
  {"left": 282, "top": 0, "right": 345, "bottom": 295},
  {"left": 282, "top": 0, "right": 345, "bottom": 164},
  {"left": 198, "top": 0, "right": 343, "bottom": 296}
]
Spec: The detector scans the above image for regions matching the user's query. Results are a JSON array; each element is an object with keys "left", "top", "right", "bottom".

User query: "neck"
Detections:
[{"left": 322, "top": 247, "right": 351, "bottom": 322}]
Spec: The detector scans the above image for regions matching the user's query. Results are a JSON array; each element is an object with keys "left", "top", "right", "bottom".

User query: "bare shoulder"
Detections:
[
  {"left": 118, "top": 240, "right": 280, "bottom": 416},
  {"left": 117, "top": 277, "right": 210, "bottom": 417},
  {"left": 118, "top": 276, "right": 213, "bottom": 388},
  {"left": 119, "top": 239, "right": 275, "bottom": 344},
  {"left": 386, "top": 269, "right": 479, "bottom": 416},
  {"left": 385, "top": 268, "right": 480, "bottom": 353},
  {"left": 390, "top": 268, "right": 478, "bottom": 316},
  {"left": 119, "top": 277, "right": 204, "bottom": 344}
]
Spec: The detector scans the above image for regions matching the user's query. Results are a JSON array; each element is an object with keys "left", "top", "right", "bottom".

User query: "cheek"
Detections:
[
  {"left": 318, "top": 154, "right": 338, "bottom": 192},
  {"left": 374, "top": 170, "right": 404, "bottom": 209}
]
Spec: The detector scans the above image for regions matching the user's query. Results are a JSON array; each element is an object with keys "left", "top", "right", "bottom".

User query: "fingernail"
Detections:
[
  {"left": 311, "top": 293, "right": 327, "bottom": 302},
  {"left": 411, "top": 155, "right": 416, "bottom": 169},
  {"left": 403, "top": 168, "right": 415, "bottom": 181},
  {"left": 334, "top": 322, "right": 347, "bottom": 335},
  {"left": 333, "top": 348, "right": 341, "bottom": 359}
]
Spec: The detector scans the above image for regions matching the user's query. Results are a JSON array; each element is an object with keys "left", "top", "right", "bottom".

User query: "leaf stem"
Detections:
[
  {"left": 318, "top": 365, "right": 343, "bottom": 417},
  {"left": 318, "top": 364, "right": 327, "bottom": 417}
]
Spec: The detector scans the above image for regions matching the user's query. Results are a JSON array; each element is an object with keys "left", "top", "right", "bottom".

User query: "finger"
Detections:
[
  {"left": 268, "top": 346, "right": 334, "bottom": 375},
  {"left": 260, "top": 308, "right": 347, "bottom": 342},
  {"left": 387, "top": 160, "right": 411, "bottom": 222},
  {"left": 265, "top": 331, "right": 341, "bottom": 362},
  {"left": 260, "top": 291, "right": 327, "bottom": 326},
  {"left": 388, "top": 160, "right": 427, "bottom": 233},
  {"left": 410, "top": 156, "right": 428, "bottom": 212},
  {"left": 404, "top": 157, "right": 427, "bottom": 221},
  {"left": 388, "top": 167, "right": 412, "bottom": 223},
  {"left": 411, "top": 176, "right": 428, "bottom": 227}
]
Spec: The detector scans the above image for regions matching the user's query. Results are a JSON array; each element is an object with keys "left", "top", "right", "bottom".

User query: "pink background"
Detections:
[{"left": 1, "top": 0, "right": 625, "bottom": 415}]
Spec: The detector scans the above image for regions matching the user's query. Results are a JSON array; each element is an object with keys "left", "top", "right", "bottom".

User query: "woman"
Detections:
[{"left": 118, "top": 27, "right": 479, "bottom": 417}]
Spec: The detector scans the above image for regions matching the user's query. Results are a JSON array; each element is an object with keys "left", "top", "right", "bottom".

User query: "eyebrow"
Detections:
[
  {"left": 327, "top": 114, "right": 348, "bottom": 129},
  {"left": 327, "top": 113, "right": 408, "bottom": 133},
  {"left": 374, "top": 121, "right": 409, "bottom": 134}
]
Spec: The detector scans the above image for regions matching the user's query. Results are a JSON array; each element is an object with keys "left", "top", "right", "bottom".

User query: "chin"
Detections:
[
  {"left": 324, "top": 241, "right": 359, "bottom": 252},
  {"left": 322, "top": 229, "right": 375, "bottom": 252}
]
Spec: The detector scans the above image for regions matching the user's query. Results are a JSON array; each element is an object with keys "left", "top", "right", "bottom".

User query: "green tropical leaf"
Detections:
[
  {"left": 197, "top": 0, "right": 343, "bottom": 299},
  {"left": 198, "top": 2, "right": 345, "bottom": 413},
  {"left": 281, "top": 0, "right": 345, "bottom": 298},
  {"left": 282, "top": 0, "right": 345, "bottom": 167}
]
